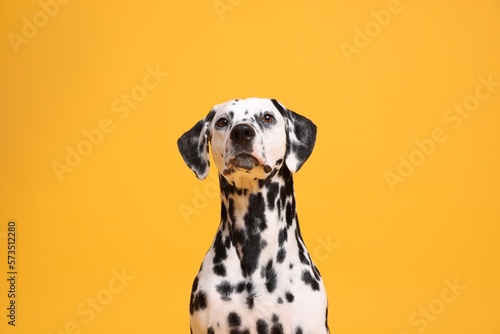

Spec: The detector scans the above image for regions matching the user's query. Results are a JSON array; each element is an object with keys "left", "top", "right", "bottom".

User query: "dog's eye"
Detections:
[
  {"left": 216, "top": 118, "right": 229, "bottom": 128},
  {"left": 262, "top": 113, "right": 274, "bottom": 123}
]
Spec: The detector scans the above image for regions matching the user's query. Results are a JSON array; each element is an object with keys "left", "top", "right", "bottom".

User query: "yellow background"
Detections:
[{"left": 1, "top": 0, "right": 499, "bottom": 333}]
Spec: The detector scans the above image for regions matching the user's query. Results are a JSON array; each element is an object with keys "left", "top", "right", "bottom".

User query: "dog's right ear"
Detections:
[
  {"left": 271, "top": 99, "right": 317, "bottom": 173},
  {"left": 177, "top": 110, "right": 215, "bottom": 180}
]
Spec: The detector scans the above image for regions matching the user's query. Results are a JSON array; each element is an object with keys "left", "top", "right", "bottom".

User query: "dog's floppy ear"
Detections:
[
  {"left": 271, "top": 99, "right": 317, "bottom": 173},
  {"left": 177, "top": 110, "right": 215, "bottom": 180}
]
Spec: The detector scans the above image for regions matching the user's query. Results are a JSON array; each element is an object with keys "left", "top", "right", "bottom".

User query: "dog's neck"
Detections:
[{"left": 218, "top": 166, "right": 306, "bottom": 278}]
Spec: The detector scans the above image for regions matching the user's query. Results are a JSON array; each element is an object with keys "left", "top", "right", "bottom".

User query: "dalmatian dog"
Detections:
[{"left": 178, "top": 98, "right": 329, "bottom": 334}]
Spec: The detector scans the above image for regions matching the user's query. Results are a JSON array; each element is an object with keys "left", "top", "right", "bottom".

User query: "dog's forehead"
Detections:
[{"left": 213, "top": 98, "right": 284, "bottom": 122}]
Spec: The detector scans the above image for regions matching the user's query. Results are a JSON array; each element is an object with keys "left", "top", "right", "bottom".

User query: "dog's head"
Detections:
[{"left": 177, "top": 98, "right": 317, "bottom": 182}]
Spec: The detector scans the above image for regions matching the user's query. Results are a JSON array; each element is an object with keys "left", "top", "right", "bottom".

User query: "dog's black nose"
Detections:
[{"left": 230, "top": 124, "right": 255, "bottom": 145}]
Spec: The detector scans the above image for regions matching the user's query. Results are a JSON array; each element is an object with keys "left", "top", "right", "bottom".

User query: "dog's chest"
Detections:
[{"left": 190, "top": 226, "right": 327, "bottom": 334}]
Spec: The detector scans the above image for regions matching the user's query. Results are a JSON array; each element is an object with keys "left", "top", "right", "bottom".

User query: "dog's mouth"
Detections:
[
  {"left": 223, "top": 153, "right": 272, "bottom": 176},
  {"left": 230, "top": 153, "right": 259, "bottom": 170}
]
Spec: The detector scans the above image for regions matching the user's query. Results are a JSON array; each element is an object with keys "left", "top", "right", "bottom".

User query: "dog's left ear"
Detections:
[
  {"left": 271, "top": 99, "right": 317, "bottom": 173},
  {"left": 177, "top": 110, "right": 215, "bottom": 180}
]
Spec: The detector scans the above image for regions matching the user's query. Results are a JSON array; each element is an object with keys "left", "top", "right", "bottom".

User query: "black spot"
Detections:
[
  {"left": 285, "top": 202, "right": 294, "bottom": 228},
  {"left": 224, "top": 236, "right": 232, "bottom": 249},
  {"left": 296, "top": 231, "right": 310, "bottom": 265},
  {"left": 263, "top": 259, "right": 277, "bottom": 293},
  {"left": 213, "top": 231, "right": 228, "bottom": 276},
  {"left": 266, "top": 182, "right": 280, "bottom": 211},
  {"left": 302, "top": 270, "right": 320, "bottom": 291},
  {"left": 276, "top": 248, "right": 286, "bottom": 263},
  {"left": 270, "top": 314, "right": 284, "bottom": 334},
  {"left": 259, "top": 219, "right": 267, "bottom": 231},
  {"left": 233, "top": 228, "right": 246, "bottom": 246},
  {"left": 220, "top": 173, "right": 235, "bottom": 197},
  {"left": 193, "top": 290, "right": 208, "bottom": 312},
  {"left": 298, "top": 251, "right": 310, "bottom": 266},
  {"left": 189, "top": 276, "right": 200, "bottom": 314},
  {"left": 285, "top": 292, "right": 294, "bottom": 303},
  {"left": 246, "top": 193, "right": 267, "bottom": 231},
  {"left": 205, "top": 110, "right": 216, "bottom": 123},
  {"left": 208, "top": 327, "right": 215, "bottom": 334},
  {"left": 289, "top": 263, "right": 294, "bottom": 269},
  {"left": 295, "top": 327, "right": 303, "bottom": 334},
  {"left": 279, "top": 186, "right": 287, "bottom": 210},
  {"left": 246, "top": 294, "right": 254, "bottom": 309},
  {"left": 228, "top": 312, "right": 242, "bottom": 327},
  {"left": 191, "top": 276, "right": 199, "bottom": 292},
  {"left": 246, "top": 282, "right": 255, "bottom": 309},
  {"left": 221, "top": 203, "right": 228, "bottom": 223},
  {"left": 235, "top": 281, "right": 246, "bottom": 293},
  {"left": 278, "top": 228, "right": 287, "bottom": 247},
  {"left": 277, "top": 297, "right": 283, "bottom": 304},
  {"left": 236, "top": 193, "right": 269, "bottom": 276},
  {"left": 240, "top": 234, "right": 264, "bottom": 277},
  {"left": 268, "top": 167, "right": 278, "bottom": 179},
  {"left": 283, "top": 169, "right": 294, "bottom": 195},
  {"left": 230, "top": 330, "right": 250, "bottom": 334},
  {"left": 216, "top": 281, "right": 233, "bottom": 301},
  {"left": 325, "top": 306, "right": 329, "bottom": 331},
  {"left": 270, "top": 99, "right": 286, "bottom": 116},
  {"left": 256, "top": 319, "right": 269, "bottom": 334},
  {"left": 271, "top": 323, "right": 284, "bottom": 334},
  {"left": 228, "top": 198, "right": 236, "bottom": 222},
  {"left": 277, "top": 163, "right": 292, "bottom": 180},
  {"left": 213, "top": 263, "right": 227, "bottom": 276}
]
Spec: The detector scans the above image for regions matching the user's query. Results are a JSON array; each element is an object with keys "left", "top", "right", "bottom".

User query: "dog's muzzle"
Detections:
[{"left": 222, "top": 124, "right": 273, "bottom": 176}]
